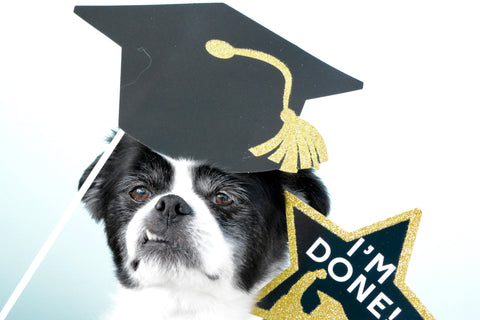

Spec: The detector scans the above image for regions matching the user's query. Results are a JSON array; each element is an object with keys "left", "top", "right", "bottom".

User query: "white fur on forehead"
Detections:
[{"left": 124, "top": 158, "right": 235, "bottom": 286}]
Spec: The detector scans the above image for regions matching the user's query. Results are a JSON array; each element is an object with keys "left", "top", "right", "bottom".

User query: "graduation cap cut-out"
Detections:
[{"left": 74, "top": 3, "right": 363, "bottom": 173}]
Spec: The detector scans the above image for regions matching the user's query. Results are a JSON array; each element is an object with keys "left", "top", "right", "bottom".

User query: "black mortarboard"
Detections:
[{"left": 75, "top": 3, "right": 362, "bottom": 173}]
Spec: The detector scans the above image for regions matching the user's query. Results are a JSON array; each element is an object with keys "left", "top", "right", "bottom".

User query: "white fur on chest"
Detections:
[{"left": 103, "top": 284, "right": 261, "bottom": 320}]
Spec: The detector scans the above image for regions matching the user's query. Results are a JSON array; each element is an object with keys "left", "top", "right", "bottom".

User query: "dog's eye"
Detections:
[
  {"left": 130, "top": 187, "right": 151, "bottom": 201},
  {"left": 212, "top": 193, "right": 233, "bottom": 206}
]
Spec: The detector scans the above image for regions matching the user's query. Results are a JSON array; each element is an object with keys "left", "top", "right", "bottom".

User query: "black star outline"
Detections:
[{"left": 252, "top": 191, "right": 435, "bottom": 320}]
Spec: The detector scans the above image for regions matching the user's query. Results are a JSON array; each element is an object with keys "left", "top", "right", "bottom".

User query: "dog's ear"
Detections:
[
  {"left": 279, "top": 169, "right": 330, "bottom": 216},
  {"left": 78, "top": 154, "right": 105, "bottom": 222}
]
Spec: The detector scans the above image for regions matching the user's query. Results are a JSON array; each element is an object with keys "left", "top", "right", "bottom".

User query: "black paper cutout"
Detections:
[{"left": 75, "top": 3, "right": 362, "bottom": 173}]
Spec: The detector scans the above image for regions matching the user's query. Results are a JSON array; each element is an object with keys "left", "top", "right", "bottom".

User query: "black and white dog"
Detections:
[{"left": 79, "top": 134, "right": 329, "bottom": 320}]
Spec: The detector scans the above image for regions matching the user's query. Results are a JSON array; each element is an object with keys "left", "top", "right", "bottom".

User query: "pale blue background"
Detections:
[{"left": 1, "top": 0, "right": 479, "bottom": 319}]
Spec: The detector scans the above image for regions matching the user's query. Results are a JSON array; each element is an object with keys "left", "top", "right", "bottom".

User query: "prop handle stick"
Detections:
[{"left": 0, "top": 129, "right": 125, "bottom": 320}]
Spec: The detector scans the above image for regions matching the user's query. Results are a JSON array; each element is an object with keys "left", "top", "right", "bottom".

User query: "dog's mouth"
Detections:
[
  {"left": 142, "top": 229, "right": 169, "bottom": 245},
  {"left": 131, "top": 229, "right": 172, "bottom": 270},
  {"left": 131, "top": 228, "right": 218, "bottom": 282},
  {"left": 130, "top": 225, "right": 202, "bottom": 275}
]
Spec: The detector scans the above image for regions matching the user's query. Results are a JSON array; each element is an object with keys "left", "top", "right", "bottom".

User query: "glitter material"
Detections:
[
  {"left": 253, "top": 192, "right": 435, "bottom": 320},
  {"left": 205, "top": 40, "right": 328, "bottom": 173},
  {"left": 256, "top": 270, "right": 348, "bottom": 320}
]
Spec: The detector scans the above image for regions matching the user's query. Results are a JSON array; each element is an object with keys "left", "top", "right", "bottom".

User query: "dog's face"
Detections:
[{"left": 80, "top": 135, "right": 329, "bottom": 292}]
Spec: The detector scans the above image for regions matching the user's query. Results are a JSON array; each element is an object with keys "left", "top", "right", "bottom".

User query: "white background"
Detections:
[{"left": 0, "top": 0, "right": 479, "bottom": 319}]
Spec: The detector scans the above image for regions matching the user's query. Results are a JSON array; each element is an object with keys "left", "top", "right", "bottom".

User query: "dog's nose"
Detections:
[{"left": 155, "top": 194, "right": 192, "bottom": 218}]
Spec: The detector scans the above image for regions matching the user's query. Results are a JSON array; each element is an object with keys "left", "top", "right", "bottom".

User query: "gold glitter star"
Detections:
[{"left": 252, "top": 191, "right": 435, "bottom": 320}]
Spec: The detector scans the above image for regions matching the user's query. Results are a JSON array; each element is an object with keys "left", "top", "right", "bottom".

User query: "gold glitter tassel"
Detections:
[
  {"left": 249, "top": 108, "right": 327, "bottom": 173},
  {"left": 206, "top": 40, "right": 328, "bottom": 173}
]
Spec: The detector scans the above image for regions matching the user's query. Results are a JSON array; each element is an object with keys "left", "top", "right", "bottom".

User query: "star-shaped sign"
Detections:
[{"left": 253, "top": 192, "right": 435, "bottom": 320}]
